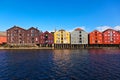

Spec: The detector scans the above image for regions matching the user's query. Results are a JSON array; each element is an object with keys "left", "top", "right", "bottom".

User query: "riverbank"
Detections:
[
  {"left": 0, "top": 47, "right": 54, "bottom": 49},
  {"left": 0, "top": 46, "right": 119, "bottom": 49}
]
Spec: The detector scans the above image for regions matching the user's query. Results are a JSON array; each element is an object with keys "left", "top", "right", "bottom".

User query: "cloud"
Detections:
[
  {"left": 96, "top": 26, "right": 112, "bottom": 32},
  {"left": 96, "top": 26, "right": 120, "bottom": 32},
  {"left": 114, "top": 26, "right": 120, "bottom": 31},
  {"left": 68, "top": 26, "right": 86, "bottom": 32}
]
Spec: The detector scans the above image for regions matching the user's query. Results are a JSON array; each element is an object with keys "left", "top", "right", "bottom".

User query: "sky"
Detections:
[{"left": 0, "top": 0, "right": 120, "bottom": 32}]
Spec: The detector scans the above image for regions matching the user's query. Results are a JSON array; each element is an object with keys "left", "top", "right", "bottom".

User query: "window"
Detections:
[
  {"left": 36, "top": 34, "right": 39, "bottom": 36},
  {"left": 11, "top": 34, "right": 14, "bottom": 36},
  {"left": 8, "top": 34, "right": 10, "bottom": 36},
  {"left": 19, "top": 30, "right": 21, "bottom": 33},
  {"left": 79, "top": 41, "right": 82, "bottom": 43},
  {"left": 95, "top": 40, "right": 98, "bottom": 43},
  {"left": 31, "top": 34, "right": 34, "bottom": 36},
  {"left": 79, "top": 35, "right": 81, "bottom": 37},
  {"left": 31, "top": 30, "right": 34, "bottom": 33},
  {"left": 19, "top": 34, "right": 22, "bottom": 36},
  {"left": 36, "top": 38, "right": 38, "bottom": 41}
]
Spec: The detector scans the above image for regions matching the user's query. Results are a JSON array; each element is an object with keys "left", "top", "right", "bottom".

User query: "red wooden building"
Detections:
[
  {"left": 39, "top": 31, "right": 54, "bottom": 47},
  {"left": 7, "top": 26, "right": 27, "bottom": 45},
  {"left": 119, "top": 31, "right": 120, "bottom": 44},
  {"left": 89, "top": 30, "right": 103, "bottom": 44},
  {"left": 7, "top": 26, "right": 40, "bottom": 46},
  {"left": 0, "top": 32, "right": 7, "bottom": 44},
  {"left": 103, "top": 29, "right": 119, "bottom": 44},
  {"left": 27, "top": 27, "right": 40, "bottom": 46}
]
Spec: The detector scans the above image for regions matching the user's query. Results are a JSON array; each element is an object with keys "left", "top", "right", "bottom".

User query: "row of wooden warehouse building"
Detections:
[{"left": 0, "top": 26, "right": 120, "bottom": 48}]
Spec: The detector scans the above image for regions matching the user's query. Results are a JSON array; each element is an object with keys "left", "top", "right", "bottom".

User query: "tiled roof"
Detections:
[{"left": 75, "top": 28, "right": 83, "bottom": 31}]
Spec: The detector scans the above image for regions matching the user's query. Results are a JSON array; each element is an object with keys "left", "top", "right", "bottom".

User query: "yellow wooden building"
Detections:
[{"left": 54, "top": 29, "right": 70, "bottom": 44}]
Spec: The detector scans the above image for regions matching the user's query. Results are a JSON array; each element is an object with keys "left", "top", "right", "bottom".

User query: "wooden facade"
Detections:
[
  {"left": 54, "top": 29, "right": 70, "bottom": 44},
  {"left": 89, "top": 30, "right": 103, "bottom": 44},
  {"left": 27, "top": 27, "right": 40, "bottom": 46},
  {"left": 7, "top": 26, "right": 27, "bottom": 45},
  {"left": 6, "top": 26, "right": 120, "bottom": 48},
  {"left": 7, "top": 26, "right": 40, "bottom": 46},
  {"left": 71, "top": 28, "right": 88, "bottom": 44},
  {"left": 0, "top": 32, "right": 7, "bottom": 44},
  {"left": 103, "top": 29, "right": 119, "bottom": 44},
  {"left": 39, "top": 31, "right": 54, "bottom": 47}
]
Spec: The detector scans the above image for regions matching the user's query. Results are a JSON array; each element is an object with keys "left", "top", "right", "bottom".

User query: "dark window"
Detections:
[
  {"left": 32, "top": 41, "right": 34, "bottom": 43},
  {"left": 95, "top": 40, "right": 98, "bottom": 43},
  {"left": 79, "top": 41, "right": 82, "bottom": 43},
  {"left": 20, "top": 41, "right": 22, "bottom": 43},
  {"left": 19, "top": 34, "right": 22, "bottom": 36}
]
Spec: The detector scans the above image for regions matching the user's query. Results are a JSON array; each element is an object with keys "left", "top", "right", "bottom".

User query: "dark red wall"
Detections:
[{"left": 39, "top": 31, "right": 54, "bottom": 44}]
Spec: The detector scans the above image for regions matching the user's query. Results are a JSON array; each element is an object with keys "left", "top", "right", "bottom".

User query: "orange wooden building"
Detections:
[
  {"left": 0, "top": 32, "right": 7, "bottom": 44},
  {"left": 103, "top": 29, "right": 119, "bottom": 44},
  {"left": 89, "top": 30, "right": 103, "bottom": 44}
]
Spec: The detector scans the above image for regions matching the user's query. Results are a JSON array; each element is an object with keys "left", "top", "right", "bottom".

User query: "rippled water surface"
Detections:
[{"left": 0, "top": 49, "right": 120, "bottom": 80}]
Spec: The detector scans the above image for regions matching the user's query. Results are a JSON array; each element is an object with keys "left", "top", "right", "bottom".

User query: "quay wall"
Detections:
[{"left": 0, "top": 44, "right": 120, "bottom": 49}]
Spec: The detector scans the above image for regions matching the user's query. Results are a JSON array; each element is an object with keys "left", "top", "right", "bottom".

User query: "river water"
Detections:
[{"left": 0, "top": 49, "right": 120, "bottom": 80}]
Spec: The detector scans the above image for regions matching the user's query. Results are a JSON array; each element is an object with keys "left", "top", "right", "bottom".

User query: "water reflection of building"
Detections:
[
  {"left": 48, "top": 50, "right": 71, "bottom": 78},
  {"left": 53, "top": 50, "right": 71, "bottom": 64}
]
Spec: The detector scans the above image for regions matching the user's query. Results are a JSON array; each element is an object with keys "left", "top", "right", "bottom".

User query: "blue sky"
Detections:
[{"left": 0, "top": 0, "right": 120, "bottom": 32}]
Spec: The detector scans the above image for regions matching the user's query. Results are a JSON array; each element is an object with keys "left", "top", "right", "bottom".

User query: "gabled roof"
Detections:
[
  {"left": 27, "top": 27, "right": 39, "bottom": 31},
  {"left": 59, "top": 29, "right": 65, "bottom": 31},
  {"left": 44, "top": 31, "right": 49, "bottom": 33},
  {"left": 89, "top": 30, "right": 102, "bottom": 34},
  {"left": 102, "top": 29, "right": 117, "bottom": 33},
  {"left": 7, "top": 25, "right": 26, "bottom": 31},
  {"left": 75, "top": 28, "right": 83, "bottom": 31}
]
